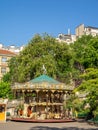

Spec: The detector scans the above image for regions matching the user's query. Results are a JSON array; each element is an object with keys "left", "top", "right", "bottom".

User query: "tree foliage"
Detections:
[
  {"left": 71, "top": 35, "right": 98, "bottom": 86},
  {"left": 73, "top": 35, "right": 98, "bottom": 69},
  {"left": 8, "top": 34, "right": 73, "bottom": 83},
  {"left": 8, "top": 34, "right": 98, "bottom": 84},
  {"left": 74, "top": 68, "right": 98, "bottom": 113},
  {"left": 0, "top": 81, "right": 12, "bottom": 99}
]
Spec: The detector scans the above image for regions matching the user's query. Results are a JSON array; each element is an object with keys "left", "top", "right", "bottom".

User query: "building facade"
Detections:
[
  {"left": 76, "top": 24, "right": 98, "bottom": 38},
  {"left": 0, "top": 49, "right": 16, "bottom": 80},
  {"left": 0, "top": 44, "right": 24, "bottom": 54},
  {"left": 56, "top": 34, "right": 76, "bottom": 44},
  {"left": 57, "top": 24, "right": 98, "bottom": 44}
]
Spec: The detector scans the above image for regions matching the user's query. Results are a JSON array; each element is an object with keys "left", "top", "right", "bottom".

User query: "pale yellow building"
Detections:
[
  {"left": 0, "top": 49, "right": 16, "bottom": 80},
  {"left": 76, "top": 24, "right": 98, "bottom": 38}
]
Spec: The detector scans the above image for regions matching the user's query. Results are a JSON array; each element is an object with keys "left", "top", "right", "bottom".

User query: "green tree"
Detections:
[
  {"left": 54, "top": 43, "right": 74, "bottom": 83},
  {"left": 0, "top": 81, "right": 12, "bottom": 99},
  {"left": 71, "top": 35, "right": 98, "bottom": 87},
  {"left": 8, "top": 34, "right": 73, "bottom": 83},
  {"left": 73, "top": 35, "right": 98, "bottom": 70},
  {"left": 74, "top": 68, "right": 98, "bottom": 115},
  {"left": 8, "top": 57, "right": 19, "bottom": 82},
  {"left": 2, "top": 72, "right": 11, "bottom": 82}
]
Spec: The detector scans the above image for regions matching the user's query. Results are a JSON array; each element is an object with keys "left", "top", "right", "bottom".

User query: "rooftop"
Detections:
[
  {"left": 0, "top": 49, "right": 16, "bottom": 56},
  {"left": 30, "top": 74, "right": 60, "bottom": 84},
  {"left": 86, "top": 26, "right": 98, "bottom": 29}
]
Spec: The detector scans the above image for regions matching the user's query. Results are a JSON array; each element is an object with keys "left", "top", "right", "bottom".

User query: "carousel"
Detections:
[{"left": 11, "top": 74, "right": 75, "bottom": 123}]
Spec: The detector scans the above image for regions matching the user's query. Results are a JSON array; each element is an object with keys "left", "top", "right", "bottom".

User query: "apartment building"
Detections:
[
  {"left": 56, "top": 33, "right": 76, "bottom": 44},
  {"left": 0, "top": 44, "right": 24, "bottom": 54},
  {"left": 0, "top": 49, "right": 16, "bottom": 80},
  {"left": 57, "top": 24, "right": 98, "bottom": 43},
  {"left": 76, "top": 24, "right": 98, "bottom": 38},
  {"left": 56, "top": 29, "right": 76, "bottom": 44}
]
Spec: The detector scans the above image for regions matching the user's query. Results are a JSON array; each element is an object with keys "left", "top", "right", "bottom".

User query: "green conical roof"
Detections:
[{"left": 30, "top": 74, "right": 60, "bottom": 84}]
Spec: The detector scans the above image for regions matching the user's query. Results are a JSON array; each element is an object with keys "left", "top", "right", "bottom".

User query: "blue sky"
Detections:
[{"left": 0, "top": 0, "right": 98, "bottom": 46}]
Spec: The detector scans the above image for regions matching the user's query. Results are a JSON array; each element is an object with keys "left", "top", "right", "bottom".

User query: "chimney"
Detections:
[{"left": 68, "top": 28, "right": 70, "bottom": 35}]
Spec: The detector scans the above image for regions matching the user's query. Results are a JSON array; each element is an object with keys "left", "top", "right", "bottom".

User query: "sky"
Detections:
[{"left": 0, "top": 0, "right": 98, "bottom": 46}]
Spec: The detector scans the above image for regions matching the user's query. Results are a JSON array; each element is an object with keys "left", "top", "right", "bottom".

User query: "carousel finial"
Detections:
[{"left": 42, "top": 64, "right": 47, "bottom": 74}]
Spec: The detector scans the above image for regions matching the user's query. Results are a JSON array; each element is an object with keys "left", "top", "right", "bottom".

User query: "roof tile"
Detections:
[{"left": 0, "top": 49, "right": 16, "bottom": 56}]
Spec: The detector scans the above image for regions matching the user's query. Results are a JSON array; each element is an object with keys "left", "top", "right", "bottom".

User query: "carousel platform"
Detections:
[{"left": 11, "top": 117, "right": 76, "bottom": 123}]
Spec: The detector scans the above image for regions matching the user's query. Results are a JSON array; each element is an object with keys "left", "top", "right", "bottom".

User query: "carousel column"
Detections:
[
  {"left": 29, "top": 90, "right": 33, "bottom": 103},
  {"left": 22, "top": 90, "right": 25, "bottom": 103},
  {"left": 63, "top": 91, "right": 67, "bottom": 118},
  {"left": 59, "top": 91, "right": 63, "bottom": 118},
  {"left": 13, "top": 90, "right": 16, "bottom": 99},
  {"left": 36, "top": 90, "right": 39, "bottom": 113},
  {"left": 57, "top": 91, "right": 60, "bottom": 115},
  {"left": 45, "top": 90, "right": 48, "bottom": 119},
  {"left": 51, "top": 90, "right": 55, "bottom": 119},
  {"left": 17, "top": 90, "right": 20, "bottom": 99}
]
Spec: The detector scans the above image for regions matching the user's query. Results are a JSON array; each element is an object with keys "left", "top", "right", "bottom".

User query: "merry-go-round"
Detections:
[{"left": 11, "top": 74, "right": 75, "bottom": 123}]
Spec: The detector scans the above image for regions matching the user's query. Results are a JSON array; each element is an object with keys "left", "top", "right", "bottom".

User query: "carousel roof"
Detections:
[
  {"left": 30, "top": 74, "right": 60, "bottom": 84},
  {"left": 12, "top": 74, "right": 74, "bottom": 90}
]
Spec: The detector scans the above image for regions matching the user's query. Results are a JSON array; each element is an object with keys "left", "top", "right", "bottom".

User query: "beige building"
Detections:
[
  {"left": 56, "top": 29, "right": 76, "bottom": 44},
  {"left": 56, "top": 33, "right": 76, "bottom": 44},
  {"left": 76, "top": 24, "right": 98, "bottom": 38},
  {"left": 0, "top": 49, "right": 16, "bottom": 80},
  {"left": 57, "top": 24, "right": 98, "bottom": 43},
  {"left": 0, "top": 43, "right": 24, "bottom": 54}
]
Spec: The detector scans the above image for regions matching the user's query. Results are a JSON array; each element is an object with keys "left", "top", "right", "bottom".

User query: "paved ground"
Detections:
[{"left": 0, "top": 120, "right": 98, "bottom": 130}]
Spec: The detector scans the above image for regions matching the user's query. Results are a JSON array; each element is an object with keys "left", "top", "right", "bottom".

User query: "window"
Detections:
[
  {"left": 88, "top": 28, "right": 91, "bottom": 32},
  {"left": 1, "top": 57, "right": 7, "bottom": 62},
  {"left": 1, "top": 67, "right": 6, "bottom": 74}
]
